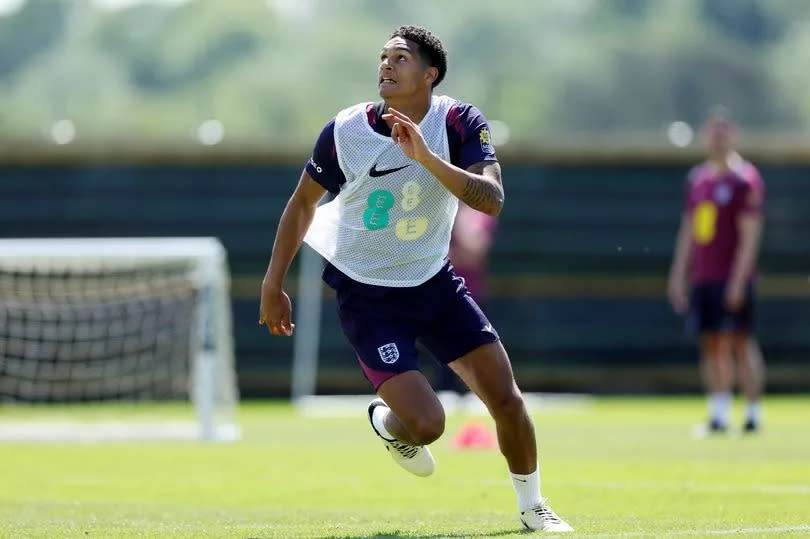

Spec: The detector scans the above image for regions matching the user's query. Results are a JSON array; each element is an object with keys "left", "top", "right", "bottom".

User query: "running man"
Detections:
[
  {"left": 259, "top": 25, "right": 573, "bottom": 532},
  {"left": 667, "top": 110, "right": 766, "bottom": 434}
]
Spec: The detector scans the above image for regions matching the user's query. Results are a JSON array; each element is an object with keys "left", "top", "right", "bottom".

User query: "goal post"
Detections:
[
  {"left": 0, "top": 237, "right": 239, "bottom": 442},
  {"left": 290, "top": 244, "right": 323, "bottom": 402}
]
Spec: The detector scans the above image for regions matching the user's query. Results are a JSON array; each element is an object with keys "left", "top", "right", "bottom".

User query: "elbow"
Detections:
[
  {"left": 487, "top": 201, "right": 503, "bottom": 217},
  {"left": 488, "top": 193, "right": 504, "bottom": 217}
]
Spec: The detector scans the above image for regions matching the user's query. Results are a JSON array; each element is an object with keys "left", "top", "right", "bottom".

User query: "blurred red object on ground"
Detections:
[{"left": 451, "top": 421, "right": 497, "bottom": 450}]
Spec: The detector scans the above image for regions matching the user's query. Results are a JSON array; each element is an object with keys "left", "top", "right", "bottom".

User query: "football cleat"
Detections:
[
  {"left": 367, "top": 398, "right": 435, "bottom": 477},
  {"left": 692, "top": 418, "right": 729, "bottom": 439},
  {"left": 742, "top": 419, "right": 759, "bottom": 433},
  {"left": 520, "top": 500, "right": 574, "bottom": 532},
  {"left": 709, "top": 418, "right": 728, "bottom": 433}
]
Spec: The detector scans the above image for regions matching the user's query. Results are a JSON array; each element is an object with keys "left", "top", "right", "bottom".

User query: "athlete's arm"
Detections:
[
  {"left": 383, "top": 107, "right": 504, "bottom": 216},
  {"left": 667, "top": 213, "right": 692, "bottom": 314},
  {"left": 456, "top": 160, "right": 504, "bottom": 216},
  {"left": 726, "top": 213, "right": 763, "bottom": 311},
  {"left": 259, "top": 171, "right": 327, "bottom": 336}
]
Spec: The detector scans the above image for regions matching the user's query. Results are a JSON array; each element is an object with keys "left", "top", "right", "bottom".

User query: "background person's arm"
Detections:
[{"left": 667, "top": 213, "right": 693, "bottom": 314}]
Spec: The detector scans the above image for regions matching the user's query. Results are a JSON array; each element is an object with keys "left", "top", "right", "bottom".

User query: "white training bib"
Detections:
[{"left": 304, "top": 95, "right": 458, "bottom": 287}]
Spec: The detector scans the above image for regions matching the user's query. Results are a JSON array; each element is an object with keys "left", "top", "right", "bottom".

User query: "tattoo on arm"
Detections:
[{"left": 461, "top": 161, "right": 504, "bottom": 215}]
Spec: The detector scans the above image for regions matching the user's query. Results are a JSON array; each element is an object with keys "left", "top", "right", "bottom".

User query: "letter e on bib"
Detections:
[{"left": 395, "top": 217, "right": 429, "bottom": 241}]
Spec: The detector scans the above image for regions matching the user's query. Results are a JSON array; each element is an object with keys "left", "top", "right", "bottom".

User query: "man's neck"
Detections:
[
  {"left": 708, "top": 151, "right": 735, "bottom": 172},
  {"left": 382, "top": 94, "right": 432, "bottom": 124}
]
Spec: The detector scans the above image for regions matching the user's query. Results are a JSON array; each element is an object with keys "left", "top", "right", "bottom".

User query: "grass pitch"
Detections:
[{"left": 0, "top": 396, "right": 809, "bottom": 538}]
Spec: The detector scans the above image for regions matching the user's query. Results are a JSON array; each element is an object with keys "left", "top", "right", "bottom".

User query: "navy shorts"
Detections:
[
  {"left": 687, "top": 282, "right": 755, "bottom": 335},
  {"left": 328, "top": 262, "right": 499, "bottom": 390}
]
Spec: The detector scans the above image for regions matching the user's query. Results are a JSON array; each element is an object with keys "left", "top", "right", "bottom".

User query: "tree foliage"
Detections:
[{"left": 1, "top": 0, "right": 808, "bottom": 148}]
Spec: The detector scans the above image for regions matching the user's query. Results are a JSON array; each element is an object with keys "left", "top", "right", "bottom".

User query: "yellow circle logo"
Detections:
[
  {"left": 395, "top": 217, "right": 429, "bottom": 241},
  {"left": 692, "top": 201, "right": 717, "bottom": 245}
]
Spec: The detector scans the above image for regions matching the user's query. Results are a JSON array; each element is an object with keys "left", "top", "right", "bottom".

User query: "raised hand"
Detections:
[{"left": 382, "top": 107, "right": 434, "bottom": 164}]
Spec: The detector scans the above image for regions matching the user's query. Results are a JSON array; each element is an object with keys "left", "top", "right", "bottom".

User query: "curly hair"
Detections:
[{"left": 390, "top": 25, "right": 448, "bottom": 88}]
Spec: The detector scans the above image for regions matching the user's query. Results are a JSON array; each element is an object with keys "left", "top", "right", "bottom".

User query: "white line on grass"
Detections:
[
  {"left": 294, "top": 392, "right": 592, "bottom": 417},
  {"left": 580, "top": 524, "right": 810, "bottom": 537},
  {"left": 470, "top": 479, "right": 810, "bottom": 496},
  {"left": 564, "top": 479, "right": 810, "bottom": 495}
]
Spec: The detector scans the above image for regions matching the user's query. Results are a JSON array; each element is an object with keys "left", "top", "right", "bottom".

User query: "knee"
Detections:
[
  {"left": 407, "top": 409, "right": 445, "bottom": 445},
  {"left": 488, "top": 387, "right": 527, "bottom": 421}
]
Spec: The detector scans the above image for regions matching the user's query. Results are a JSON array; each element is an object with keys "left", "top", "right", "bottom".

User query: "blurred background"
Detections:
[{"left": 1, "top": 0, "right": 808, "bottom": 397}]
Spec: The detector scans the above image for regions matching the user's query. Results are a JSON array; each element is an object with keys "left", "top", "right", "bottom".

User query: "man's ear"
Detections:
[{"left": 425, "top": 66, "right": 438, "bottom": 86}]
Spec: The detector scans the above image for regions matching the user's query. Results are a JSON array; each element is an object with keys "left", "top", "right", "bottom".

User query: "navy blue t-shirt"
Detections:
[{"left": 304, "top": 99, "right": 498, "bottom": 293}]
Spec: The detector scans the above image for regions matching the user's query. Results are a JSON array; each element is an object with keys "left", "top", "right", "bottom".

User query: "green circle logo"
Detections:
[{"left": 363, "top": 190, "right": 395, "bottom": 230}]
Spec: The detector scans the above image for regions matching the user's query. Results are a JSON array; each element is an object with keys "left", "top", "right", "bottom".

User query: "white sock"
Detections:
[
  {"left": 746, "top": 400, "right": 762, "bottom": 424},
  {"left": 510, "top": 469, "right": 542, "bottom": 512},
  {"left": 372, "top": 405, "right": 395, "bottom": 441},
  {"left": 709, "top": 392, "right": 732, "bottom": 425}
]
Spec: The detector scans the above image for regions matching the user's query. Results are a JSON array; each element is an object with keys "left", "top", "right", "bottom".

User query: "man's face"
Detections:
[
  {"left": 704, "top": 117, "right": 736, "bottom": 155},
  {"left": 378, "top": 37, "right": 433, "bottom": 99}
]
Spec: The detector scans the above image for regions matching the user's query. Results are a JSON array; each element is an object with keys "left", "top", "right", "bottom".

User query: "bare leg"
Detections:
[
  {"left": 701, "top": 333, "right": 734, "bottom": 428},
  {"left": 448, "top": 341, "right": 573, "bottom": 530},
  {"left": 734, "top": 335, "right": 765, "bottom": 429},
  {"left": 700, "top": 335, "right": 718, "bottom": 396},
  {"left": 734, "top": 335, "right": 764, "bottom": 402},
  {"left": 716, "top": 334, "right": 735, "bottom": 393},
  {"left": 701, "top": 334, "right": 734, "bottom": 393},
  {"left": 450, "top": 341, "right": 535, "bottom": 474},
  {"left": 376, "top": 370, "right": 445, "bottom": 445}
]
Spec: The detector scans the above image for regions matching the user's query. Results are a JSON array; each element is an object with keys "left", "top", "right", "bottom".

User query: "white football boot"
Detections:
[
  {"left": 519, "top": 499, "right": 574, "bottom": 532},
  {"left": 367, "top": 398, "right": 435, "bottom": 477}
]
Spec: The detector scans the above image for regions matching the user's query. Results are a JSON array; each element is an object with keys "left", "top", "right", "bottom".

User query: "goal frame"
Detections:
[{"left": 0, "top": 237, "right": 239, "bottom": 442}]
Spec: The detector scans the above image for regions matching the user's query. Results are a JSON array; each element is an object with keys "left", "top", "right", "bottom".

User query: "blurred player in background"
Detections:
[
  {"left": 668, "top": 109, "right": 766, "bottom": 434},
  {"left": 449, "top": 202, "right": 498, "bottom": 301},
  {"left": 259, "top": 25, "right": 572, "bottom": 532}
]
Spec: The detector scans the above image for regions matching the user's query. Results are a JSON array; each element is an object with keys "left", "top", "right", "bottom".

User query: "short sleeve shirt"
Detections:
[
  {"left": 304, "top": 99, "right": 498, "bottom": 292},
  {"left": 306, "top": 100, "right": 497, "bottom": 194},
  {"left": 685, "top": 161, "right": 764, "bottom": 284}
]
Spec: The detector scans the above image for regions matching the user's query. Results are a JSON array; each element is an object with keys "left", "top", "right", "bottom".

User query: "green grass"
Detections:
[{"left": 1, "top": 396, "right": 809, "bottom": 538}]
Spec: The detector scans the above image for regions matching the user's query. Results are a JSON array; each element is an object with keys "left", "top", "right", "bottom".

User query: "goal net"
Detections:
[{"left": 0, "top": 237, "right": 239, "bottom": 442}]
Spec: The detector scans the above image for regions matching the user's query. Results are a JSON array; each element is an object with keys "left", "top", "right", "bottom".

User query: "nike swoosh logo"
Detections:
[
  {"left": 369, "top": 163, "right": 410, "bottom": 177},
  {"left": 514, "top": 478, "right": 527, "bottom": 482}
]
